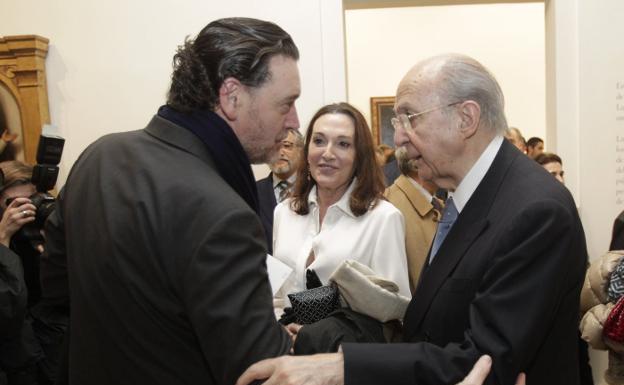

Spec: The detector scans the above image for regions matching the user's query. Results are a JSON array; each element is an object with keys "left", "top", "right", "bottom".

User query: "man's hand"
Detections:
[
  {"left": 236, "top": 353, "right": 344, "bottom": 385},
  {"left": 236, "top": 352, "right": 526, "bottom": 385},
  {"left": 458, "top": 355, "right": 526, "bottom": 385}
]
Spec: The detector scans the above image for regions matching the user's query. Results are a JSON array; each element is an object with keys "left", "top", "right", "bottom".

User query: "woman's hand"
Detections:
[{"left": 0, "top": 197, "right": 36, "bottom": 246}]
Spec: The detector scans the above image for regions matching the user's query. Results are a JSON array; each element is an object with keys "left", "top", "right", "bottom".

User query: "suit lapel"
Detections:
[
  {"left": 403, "top": 140, "right": 520, "bottom": 339},
  {"left": 258, "top": 173, "right": 278, "bottom": 208}
]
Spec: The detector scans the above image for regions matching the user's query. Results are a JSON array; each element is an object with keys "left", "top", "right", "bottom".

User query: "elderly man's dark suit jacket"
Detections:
[
  {"left": 343, "top": 139, "right": 587, "bottom": 385},
  {"left": 256, "top": 173, "right": 277, "bottom": 254},
  {"left": 40, "top": 116, "right": 290, "bottom": 385}
]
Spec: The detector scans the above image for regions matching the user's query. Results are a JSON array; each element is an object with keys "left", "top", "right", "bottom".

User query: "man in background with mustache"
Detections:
[{"left": 257, "top": 128, "right": 303, "bottom": 253}]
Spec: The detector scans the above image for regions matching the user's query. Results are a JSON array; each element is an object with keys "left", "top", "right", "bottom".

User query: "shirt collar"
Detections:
[
  {"left": 272, "top": 173, "right": 296, "bottom": 188},
  {"left": 308, "top": 178, "right": 358, "bottom": 218},
  {"left": 407, "top": 177, "right": 433, "bottom": 202},
  {"left": 450, "top": 135, "right": 504, "bottom": 213}
]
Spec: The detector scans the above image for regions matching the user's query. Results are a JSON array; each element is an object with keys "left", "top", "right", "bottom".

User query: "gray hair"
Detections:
[
  {"left": 288, "top": 128, "right": 304, "bottom": 147},
  {"left": 430, "top": 54, "right": 508, "bottom": 134}
]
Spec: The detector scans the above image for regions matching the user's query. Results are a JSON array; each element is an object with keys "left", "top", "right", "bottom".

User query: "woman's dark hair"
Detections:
[
  {"left": 290, "top": 102, "right": 385, "bottom": 217},
  {"left": 167, "top": 17, "right": 299, "bottom": 112},
  {"left": 535, "top": 152, "right": 562, "bottom": 166}
]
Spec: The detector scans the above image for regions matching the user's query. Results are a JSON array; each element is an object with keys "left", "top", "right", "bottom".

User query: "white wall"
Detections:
[
  {"left": 546, "top": 0, "right": 624, "bottom": 263},
  {"left": 0, "top": 0, "right": 347, "bottom": 184},
  {"left": 345, "top": 2, "right": 546, "bottom": 145},
  {"left": 546, "top": 1, "right": 624, "bottom": 382}
]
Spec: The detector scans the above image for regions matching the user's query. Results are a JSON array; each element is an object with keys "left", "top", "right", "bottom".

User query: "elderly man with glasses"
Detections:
[{"left": 237, "top": 53, "right": 587, "bottom": 385}]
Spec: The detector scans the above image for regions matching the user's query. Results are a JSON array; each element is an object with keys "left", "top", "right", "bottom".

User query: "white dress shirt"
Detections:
[{"left": 272, "top": 179, "right": 411, "bottom": 313}]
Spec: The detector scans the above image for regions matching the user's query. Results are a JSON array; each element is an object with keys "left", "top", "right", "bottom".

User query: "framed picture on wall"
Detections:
[{"left": 370, "top": 96, "right": 396, "bottom": 147}]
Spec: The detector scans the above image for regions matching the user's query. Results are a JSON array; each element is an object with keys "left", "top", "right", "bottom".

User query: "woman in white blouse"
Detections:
[{"left": 273, "top": 102, "right": 410, "bottom": 315}]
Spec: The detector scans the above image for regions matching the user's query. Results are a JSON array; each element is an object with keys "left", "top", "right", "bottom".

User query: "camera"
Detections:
[{"left": 13, "top": 134, "right": 65, "bottom": 249}]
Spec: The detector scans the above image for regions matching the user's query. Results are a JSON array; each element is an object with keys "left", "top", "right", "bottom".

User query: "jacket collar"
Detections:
[
  {"left": 394, "top": 175, "right": 438, "bottom": 218},
  {"left": 144, "top": 115, "right": 214, "bottom": 166}
]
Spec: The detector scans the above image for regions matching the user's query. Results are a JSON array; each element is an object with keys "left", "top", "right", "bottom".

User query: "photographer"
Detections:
[
  {"left": 0, "top": 161, "right": 40, "bottom": 301},
  {"left": 0, "top": 233, "right": 27, "bottom": 385},
  {"left": 0, "top": 160, "right": 59, "bottom": 385}
]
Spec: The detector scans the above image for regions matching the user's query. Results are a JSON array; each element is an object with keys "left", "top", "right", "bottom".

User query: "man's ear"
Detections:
[
  {"left": 218, "top": 77, "right": 242, "bottom": 121},
  {"left": 457, "top": 100, "right": 481, "bottom": 139}
]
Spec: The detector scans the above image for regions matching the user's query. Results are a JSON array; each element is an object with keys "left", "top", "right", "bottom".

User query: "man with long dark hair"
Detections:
[{"left": 42, "top": 18, "right": 300, "bottom": 385}]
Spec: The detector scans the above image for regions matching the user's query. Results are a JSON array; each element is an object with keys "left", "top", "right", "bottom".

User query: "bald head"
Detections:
[
  {"left": 398, "top": 54, "right": 507, "bottom": 134},
  {"left": 393, "top": 54, "right": 509, "bottom": 190}
]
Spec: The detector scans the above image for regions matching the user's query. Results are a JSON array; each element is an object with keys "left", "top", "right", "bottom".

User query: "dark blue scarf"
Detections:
[{"left": 157, "top": 105, "right": 259, "bottom": 213}]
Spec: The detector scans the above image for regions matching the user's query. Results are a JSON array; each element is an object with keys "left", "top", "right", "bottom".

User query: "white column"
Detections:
[{"left": 546, "top": 1, "right": 624, "bottom": 383}]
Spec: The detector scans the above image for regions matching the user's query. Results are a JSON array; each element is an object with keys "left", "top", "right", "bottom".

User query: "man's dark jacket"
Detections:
[
  {"left": 344, "top": 140, "right": 587, "bottom": 385},
  {"left": 40, "top": 116, "right": 290, "bottom": 385}
]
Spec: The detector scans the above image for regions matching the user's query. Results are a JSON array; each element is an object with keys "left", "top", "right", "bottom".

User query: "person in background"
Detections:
[
  {"left": 504, "top": 126, "right": 526, "bottom": 154},
  {"left": 526, "top": 137, "right": 544, "bottom": 159},
  {"left": 272, "top": 102, "right": 410, "bottom": 316},
  {"left": 256, "top": 128, "right": 303, "bottom": 254},
  {"left": 40, "top": 17, "right": 302, "bottom": 385},
  {"left": 0, "top": 245, "right": 27, "bottom": 384},
  {"left": 0, "top": 160, "right": 66, "bottom": 385},
  {"left": 0, "top": 246, "right": 28, "bottom": 385},
  {"left": 375, "top": 144, "right": 400, "bottom": 186},
  {"left": 610, "top": 209, "right": 624, "bottom": 250},
  {"left": 0, "top": 161, "right": 41, "bottom": 384},
  {"left": 384, "top": 149, "right": 441, "bottom": 293},
  {"left": 0, "top": 161, "right": 37, "bottom": 253},
  {"left": 535, "top": 152, "right": 564, "bottom": 184}
]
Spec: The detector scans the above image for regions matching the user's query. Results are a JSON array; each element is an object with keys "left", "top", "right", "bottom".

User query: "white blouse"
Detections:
[{"left": 272, "top": 180, "right": 411, "bottom": 313}]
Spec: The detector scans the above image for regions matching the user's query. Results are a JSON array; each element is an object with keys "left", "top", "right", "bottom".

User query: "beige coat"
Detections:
[
  {"left": 580, "top": 250, "right": 624, "bottom": 384},
  {"left": 384, "top": 175, "right": 440, "bottom": 294}
]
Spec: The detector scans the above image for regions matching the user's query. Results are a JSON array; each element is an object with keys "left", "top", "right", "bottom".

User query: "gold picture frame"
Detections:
[
  {"left": 370, "top": 96, "right": 395, "bottom": 147},
  {"left": 0, "top": 35, "right": 50, "bottom": 164}
]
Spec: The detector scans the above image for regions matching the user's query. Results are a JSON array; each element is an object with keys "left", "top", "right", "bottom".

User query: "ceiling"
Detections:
[{"left": 343, "top": 0, "right": 542, "bottom": 10}]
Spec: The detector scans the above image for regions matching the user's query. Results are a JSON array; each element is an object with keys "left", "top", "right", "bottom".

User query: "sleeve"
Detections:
[
  {"left": 0, "top": 244, "right": 27, "bottom": 340},
  {"left": 344, "top": 199, "right": 586, "bottom": 385},
  {"left": 177, "top": 203, "right": 291, "bottom": 385},
  {"left": 369, "top": 205, "right": 411, "bottom": 298}
]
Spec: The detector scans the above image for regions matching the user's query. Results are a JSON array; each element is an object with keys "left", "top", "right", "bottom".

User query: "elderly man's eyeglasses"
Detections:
[{"left": 391, "top": 102, "right": 462, "bottom": 132}]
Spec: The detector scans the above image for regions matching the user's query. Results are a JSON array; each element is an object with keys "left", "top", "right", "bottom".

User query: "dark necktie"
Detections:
[
  {"left": 429, "top": 197, "right": 458, "bottom": 263},
  {"left": 276, "top": 180, "right": 291, "bottom": 202}
]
